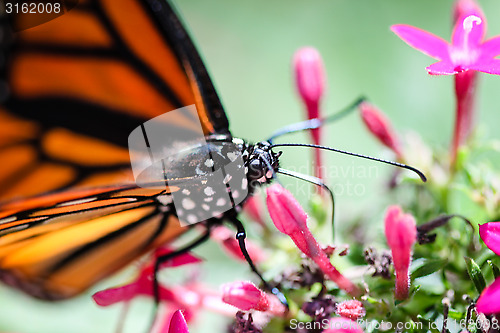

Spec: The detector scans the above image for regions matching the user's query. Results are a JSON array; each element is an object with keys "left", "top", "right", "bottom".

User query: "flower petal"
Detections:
[
  {"left": 477, "top": 277, "right": 500, "bottom": 315},
  {"left": 154, "top": 247, "right": 203, "bottom": 268},
  {"left": 221, "top": 281, "right": 269, "bottom": 312},
  {"left": 92, "top": 283, "right": 138, "bottom": 306},
  {"left": 469, "top": 58, "right": 500, "bottom": 75},
  {"left": 479, "top": 222, "right": 500, "bottom": 255},
  {"left": 426, "top": 61, "right": 459, "bottom": 75},
  {"left": 167, "top": 310, "right": 190, "bottom": 333},
  {"left": 480, "top": 36, "right": 500, "bottom": 58},
  {"left": 391, "top": 24, "right": 450, "bottom": 61}
]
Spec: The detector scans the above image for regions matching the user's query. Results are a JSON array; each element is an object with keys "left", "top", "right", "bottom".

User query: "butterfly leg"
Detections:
[
  {"left": 227, "top": 216, "right": 288, "bottom": 308},
  {"left": 149, "top": 224, "right": 213, "bottom": 330}
]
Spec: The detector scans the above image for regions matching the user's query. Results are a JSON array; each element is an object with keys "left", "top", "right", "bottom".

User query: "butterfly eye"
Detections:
[{"left": 247, "top": 158, "right": 266, "bottom": 180}]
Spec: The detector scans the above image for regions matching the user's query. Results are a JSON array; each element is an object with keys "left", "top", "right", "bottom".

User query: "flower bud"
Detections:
[
  {"left": 266, "top": 184, "right": 360, "bottom": 296},
  {"left": 359, "top": 102, "right": 402, "bottom": 158},
  {"left": 293, "top": 47, "right": 326, "bottom": 180},
  {"left": 384, "top": 205, "right": 416, "bottom": 300}
]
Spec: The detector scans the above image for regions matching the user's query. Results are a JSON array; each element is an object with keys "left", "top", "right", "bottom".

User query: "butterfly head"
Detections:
[{"left": 242, "top": 140, "right": 281, "bottom": 187}]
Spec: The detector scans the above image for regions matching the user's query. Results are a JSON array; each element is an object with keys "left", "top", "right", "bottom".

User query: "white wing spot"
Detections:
[
  {"left": 216, "top": 198, "right": 227, "bottom": 207},
  {"left": 232, "top": 190, "right": 240, "bottom": 199},
  {"left": 204, "top": 187, "right": 215, "bottom": 196},
  {"left": 242, "top": 178, "right": 248, "bottom": 190},
  {"left": 182, "top": 189, "right": 191, "bottom": 195},
  {"left": 182, "top": 198, "right": 196, "bottom": 210},
  {"left": 204, "top": 197, "right": 213, "bottom": 202},
  {"left": 205, "top": 159, "right": 214, "bottom": 168},
  {"left": 202, "top": 204, "right": 210, "bottom": 211},
  {"left": 186, "top": 214, "right": 198, "bottom": 224},
  {"left": 227, "top": 152, "right": 238, "bottom": 162}
]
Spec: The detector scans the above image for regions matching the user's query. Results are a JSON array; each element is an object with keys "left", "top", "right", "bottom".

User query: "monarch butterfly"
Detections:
[
  {"left": 0, "top": 0, "right": 294, "bottom": 302},
  {"left": 0, "top": 0, "right": 425, "bottom": 310}
]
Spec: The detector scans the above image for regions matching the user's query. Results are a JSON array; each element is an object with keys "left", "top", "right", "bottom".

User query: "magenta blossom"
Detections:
[
  {"left": 161, "top": 310, "right": 190, "bottom": 333},
  {"left": 476, "top": 277, "right": 500, "bottom": 315},
  {"left": 479, "top": 222, "right": 500, "bottom": 256},
  {"left": 392, "top": 0, "right": 496, "bottom": 163},
  {"left": 384, "top": 206, "right": 417, "bottom": 300},
  {"left": 92, "top": 247, "right": 202, "bottom": 307},
  {"left": 266, "top": 184, "right": 360, "bottom": 296},
  {"left": 477, "top": 221, "right": 500, "bottom": 314},
  {"left": 293, "top": 47, "right": 326, "bottom": 180},
  {"left": 221, "top": 281, "right": 287, "bottom": 316},
  {"left": 391, "top": 11, "right": 500, "bottom": 75}
]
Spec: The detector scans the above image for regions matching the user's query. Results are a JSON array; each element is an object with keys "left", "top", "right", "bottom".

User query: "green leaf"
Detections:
[
  {"left": 487, "top": 260, "right": 500, "bottom": 279},
  {"left": 309, "top": 194, "right": 328, "bottom": 226},
  {"left": 411, "top": 259, "right": 447, "bottom": 280},
  {"left": 465, "top": 257, "right": 487, "bottom": 293},
  {"left": 448, "top": 309, "right": 463, "bottom": 320}
]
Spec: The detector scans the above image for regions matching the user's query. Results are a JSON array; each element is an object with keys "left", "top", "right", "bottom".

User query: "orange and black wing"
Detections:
[
  {"left": 0, "top": 0, "right": 230, "bottom": 299},
  {"left": 0, "top": 185, "right": 186, "bottom": 300},
  {"left": 0, "top": 0, "right": 230, "bottom": 201}
]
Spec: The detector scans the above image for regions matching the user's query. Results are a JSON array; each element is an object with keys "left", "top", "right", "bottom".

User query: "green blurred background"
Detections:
[{"left": 2, "top": 0, "right": 500, "bottom": 332}]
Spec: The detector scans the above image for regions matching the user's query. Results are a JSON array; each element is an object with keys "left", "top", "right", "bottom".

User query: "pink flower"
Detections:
[
  {"left": 161, "top": 310, "right": 190, "bottom": 333},
  {"left": 221, "top": 281, "right": 286, "bottom": 316},
  {"left": 391, "top": 6, "right": 500, "bottom": 75},
  {"left": 293, "top": 47, "right": 326, "bottom": 180},
  {"left": 479, "top": 222, "right": 500, "bottom": 256},
  {"left": 392, "top": 0, "right": 497, "bottom": 163},
  {"left": 323, "top": 317, "right": 364, "bottom": 333},
  {"left": 476, "top": 277, "right": 500, "bottom": 315},
  {"left": 92, "top": 247, "right": 202, "bottom": 307},
  {"left": 266, "top": 184, "right": 360, "bottom": 296},
  {"left": 384, "top": 206, "right": 417, "bottom": 300},
  {"left": 336, "top": 300, "right": 366, "bottom": 321},
  {"left": 243, "top": 195, "right": 266, "bottom": 227},
  {"left": 211, "top": 226, "right": 266, "bottom": 263},
  {"left": 359, "top": 102, "right": 402, "bottom": 158}
]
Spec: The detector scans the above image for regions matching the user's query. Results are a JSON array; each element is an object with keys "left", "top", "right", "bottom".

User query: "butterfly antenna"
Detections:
[
  {"left": 270, "top": 143, "right": 427, "bottom": 182},
  {"left": 266, "top": 96, "right": 365, "bottom": 143},
  {"left": 277, "top": 168, "right": 336, "bottom": 243}
]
